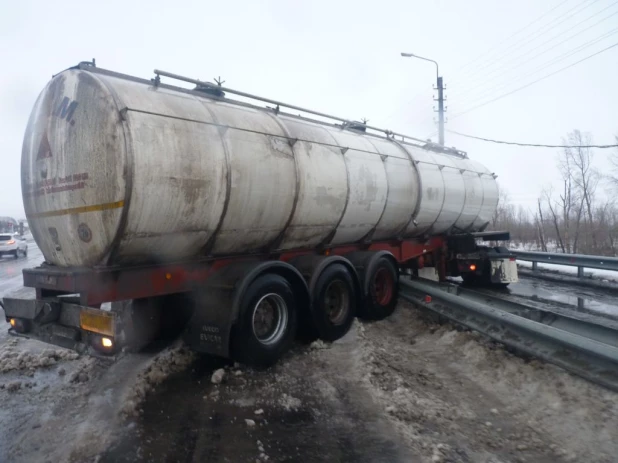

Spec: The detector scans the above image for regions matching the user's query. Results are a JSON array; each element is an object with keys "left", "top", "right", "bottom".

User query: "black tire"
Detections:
[
  {"left": 311, "top": 263, "right": 356, "bottom": 342},
  {"left": 23, "top": 247, "right": 28, "bottom": 257},
  {"left": 461, "top": 272, "right": 478, "bottom": 285},
  {"left": 13, "top": 250, "right": 18, "bottom": 259},
  {"left": 231, "top": 273, "right": 297, "bottom": 367},
  {"left": 359, "top": 257, "right": 399, "bottom": 321}
]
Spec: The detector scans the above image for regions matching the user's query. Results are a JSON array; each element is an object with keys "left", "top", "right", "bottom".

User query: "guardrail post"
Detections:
[
  {"left": 577, "top": 266, "right": 584, "bottom": 278},
  {"left": 532, "top": 261, "right": 538, "bottom": 271}
]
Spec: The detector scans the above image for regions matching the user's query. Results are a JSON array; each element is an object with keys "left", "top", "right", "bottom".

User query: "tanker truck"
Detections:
[{"left": 2, "top": 61, "right": 517, "bottom": 366}]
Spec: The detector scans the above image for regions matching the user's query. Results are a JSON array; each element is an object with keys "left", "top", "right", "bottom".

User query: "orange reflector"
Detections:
[
  {"left": 324, "top": 249, "right": 331, "bottom": 256},
  {"left": 101, "top": 337, "right": 113, "bottom": 348},
  {"left": 165, "top": 272, "right": 172, "bottom": 280},
  {"left": 9, "top": 318, "right": 16, "bottom": 327},
  {"left": 424, "top": 295, "right": 432, "bottom": 303},
  {"left": 469, "top": 264, "right": 477, "bottom": 271},
  {"left": 79, "top": 309, "right": 114, "bottom": 337}
]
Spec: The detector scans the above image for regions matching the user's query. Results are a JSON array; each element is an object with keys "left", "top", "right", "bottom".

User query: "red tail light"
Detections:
[
  {"left": 509, "top": 257, "right": 516, "bottom": 261},
  {"left": 469, "top": 264, "right": 477, "bottom": 271}
]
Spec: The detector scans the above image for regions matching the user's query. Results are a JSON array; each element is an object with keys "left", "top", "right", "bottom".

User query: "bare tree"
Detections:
[
  {"left": 536, "top": 198, "right": 547, "bottom": 252},
  {"left": 563, "top": 130, "right": 599, "bottom": 252},
  {"left": 488, "top": 132, "right": 617, "bottom": 256},
  {"left": 610, "top": 136, "right": 618, "bottom": 189},
  {"left": 543, "top": 187, "right": 566, "bottom": 253}
]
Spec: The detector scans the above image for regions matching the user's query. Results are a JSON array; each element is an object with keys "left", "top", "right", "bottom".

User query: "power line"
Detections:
[
  {"left": 453, "top": 0, "right": 573, "bottom": 75},
  {"left": 454, "top": 24, "right": 618, "bottom": 106},
  {"left": 455, "top": 0, "right": 603, "bottom": 83},
  {"left": 451, "top": 40, "right": 618, "bottom": 119},
  {"left": 453, "top": 25, "right": 618, "bottom": 108},
  {"left": 447, "top": 129, "right": 618, "bottom": 148},
  {"left": 454, "top": 0, "right": 604, "bottom": 84},
  {"left": 422, "top": 0, "right": 590, "bottom": 138},
  {"left": 452, "top": 4, "right": 618, "bottom": 99}
]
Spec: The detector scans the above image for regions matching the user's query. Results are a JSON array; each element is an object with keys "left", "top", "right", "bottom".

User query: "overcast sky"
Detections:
[{"left": 1, "top": 0, "right": 617, "bottom": 220}]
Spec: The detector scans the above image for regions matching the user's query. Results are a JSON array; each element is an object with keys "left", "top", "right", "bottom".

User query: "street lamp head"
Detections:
[{"left": 400, "top": 52, "right": 415, "bottom": 57}]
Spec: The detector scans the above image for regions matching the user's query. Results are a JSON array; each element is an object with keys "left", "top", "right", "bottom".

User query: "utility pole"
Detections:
[
  {"left": 435, "top": 76, "right": 445, "bottom": 145},
  {"left": 400, "top": 52, "right": 446, "bottom": 145}
]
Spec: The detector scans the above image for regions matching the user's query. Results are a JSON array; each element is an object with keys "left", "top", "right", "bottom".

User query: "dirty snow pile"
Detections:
[
  {"left": 0, "top": 340, "right": 79, "bottom": 374},
  {"left": 211, "top": 360, "right": 309, "bottom": 415},
  {"left": 355, "top": 301, "right": 618, "bottom": 462},
  {"left": 121, "top": 340, "right": 197, "bottom": 418}
]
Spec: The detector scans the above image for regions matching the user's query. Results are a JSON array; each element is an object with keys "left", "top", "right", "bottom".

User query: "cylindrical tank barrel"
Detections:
[{"left": 21, "top": 68, "right": 498, "bottom": 268}]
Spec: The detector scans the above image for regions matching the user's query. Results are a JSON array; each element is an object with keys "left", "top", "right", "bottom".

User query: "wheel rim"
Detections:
[
  {"left": 323, "top": 280, "right": 350, "bottom": 326},
  {"left": 251, "top": 293, "right": 288, "bottom": 346},
  {"left": 373, "top": 267, "right": 394, "bottom": 306}
]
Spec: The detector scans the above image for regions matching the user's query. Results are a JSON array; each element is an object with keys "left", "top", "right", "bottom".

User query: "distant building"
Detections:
[{"left": 0, "top": 216, "right": 18, "bottom": 233}]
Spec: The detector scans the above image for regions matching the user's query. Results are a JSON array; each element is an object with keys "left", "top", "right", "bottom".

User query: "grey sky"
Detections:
[{"left": 1, "top": 0, "right": 617, "bottom": 220}]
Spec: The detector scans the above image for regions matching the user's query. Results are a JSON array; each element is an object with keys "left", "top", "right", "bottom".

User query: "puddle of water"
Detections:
[{"left": 507, "top": 279, "right": 618, "bottom": 318}]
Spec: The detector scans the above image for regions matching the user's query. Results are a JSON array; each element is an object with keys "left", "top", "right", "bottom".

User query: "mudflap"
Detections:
[
  {"left": 183, "top": 287, "right": 234, "bottom": 359},
  {"left": 182, "top": 259, "right": 309, "bottom": 360}
]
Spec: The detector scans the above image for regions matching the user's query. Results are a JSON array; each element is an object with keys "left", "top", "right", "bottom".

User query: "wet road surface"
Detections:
[
  {"left": 499, "top": 275, "right": 618, "bottom": 319},
  {"left": 0, "top": 236, "right": 43, "bottom": 344},
  {"left": 0, "top": 235, "right": 43, "bottom": 299}
]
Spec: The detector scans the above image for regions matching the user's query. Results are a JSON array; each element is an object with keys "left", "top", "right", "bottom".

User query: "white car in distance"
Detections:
[{"left": 0, "top": 233, "right": 28, "bottom": 259}]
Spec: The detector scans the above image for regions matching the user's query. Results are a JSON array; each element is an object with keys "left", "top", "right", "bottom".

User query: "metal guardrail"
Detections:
[
  {"left": 511, "top": 250, "right": 618, "bottom": 277},
  {"left": 400, "top": 278, "right": 618, "bottom": 392}
]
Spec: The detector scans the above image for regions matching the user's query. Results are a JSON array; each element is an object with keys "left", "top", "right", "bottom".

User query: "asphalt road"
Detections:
[
  {"left": 0, "top": 235, "right": 43, "bottom": 300},
  {"left": 0, "top": 236, "right": 43, "bottom": 344}
]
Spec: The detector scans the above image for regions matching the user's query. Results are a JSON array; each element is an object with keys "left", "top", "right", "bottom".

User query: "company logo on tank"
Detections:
[{"left": 24, "top": 172, "right": 89, "bottom": 197}]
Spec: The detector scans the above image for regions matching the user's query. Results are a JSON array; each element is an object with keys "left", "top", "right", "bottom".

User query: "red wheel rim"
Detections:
[{"left": 373, "top": 267, "right": 394, "bottom": 306}]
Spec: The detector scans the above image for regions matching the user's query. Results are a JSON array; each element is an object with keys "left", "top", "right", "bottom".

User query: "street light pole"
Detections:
[{"left": 400, "top": 52, "right": 445, "bottom": 145}]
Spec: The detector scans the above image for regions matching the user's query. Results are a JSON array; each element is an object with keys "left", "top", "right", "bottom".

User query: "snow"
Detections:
[
  {"left": 358, "top": 302, "right": 618, "bottom": 462},
  {"left": 120, "top": 340, "right": 197, "bottom": 418},
  {"left": 517, "top": 260, "right": 618, "bottom": 282},
  {"left": 211, "top": 367, "right": 226, "bottom": 384}
]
